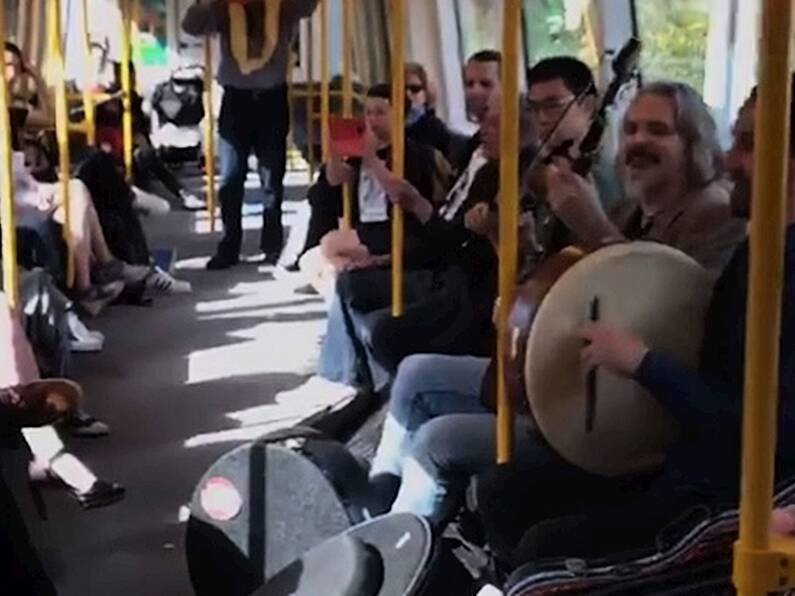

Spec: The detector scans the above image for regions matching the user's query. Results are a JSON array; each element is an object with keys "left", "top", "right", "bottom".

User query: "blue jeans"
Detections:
[
  {"left": 370, "top": 353, "right": 549, "bottom": 524},
  {"left": 217, "top": 86, "right": 288, "bottom": 259}
]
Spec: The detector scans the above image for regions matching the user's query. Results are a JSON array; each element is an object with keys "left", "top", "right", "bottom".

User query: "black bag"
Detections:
[{"left": 185, "top": 427, "right": 375, "bottom": 596}]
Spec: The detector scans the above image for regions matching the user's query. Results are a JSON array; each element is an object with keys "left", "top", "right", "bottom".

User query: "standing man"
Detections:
[{"left": 182, "top": 0, "right": 320, "bottom": 270}]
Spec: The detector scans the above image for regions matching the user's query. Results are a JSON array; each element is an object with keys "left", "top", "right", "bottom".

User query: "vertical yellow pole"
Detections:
[
  {"left": 50, "top": 0, "right": 75, "bottom": 288},
  {"left": 496, "top": 0, "right": 521, "bottom": 464},
  {"left": 390, "top": 0, "right": 405, "bottom": 317},
  {"left": 320, "top": 0, "right": 330, "bottom": 163},
  {"left": 733, "top": 1, "right": 793, "bottom": 594},
  {"left": 0, "top": 3, "right": 19, "bottom": 308},
  {"left": 81, "top": 0, "right": 96, "bottom": 146},
  {"left": 341, "top": 0, "right": 354, "bottom": 230},
  {"left": 204, "top": 38, "right": 217, "bottom": 233},
  {"left": 120, "top": 0, "right": 134, "bottom": 181},
  {"left": 305, "top": 18, "right": 315, "bottom": 182}
]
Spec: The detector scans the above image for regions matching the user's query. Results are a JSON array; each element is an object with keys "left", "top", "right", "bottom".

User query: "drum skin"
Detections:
[{"left": 524, "top": 242, "right": 714, "bottom": 477}]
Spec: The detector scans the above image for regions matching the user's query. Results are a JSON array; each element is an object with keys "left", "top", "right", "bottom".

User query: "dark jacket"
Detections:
[{"left": 637, "top": 224, "right": 795, "bottom": 503}]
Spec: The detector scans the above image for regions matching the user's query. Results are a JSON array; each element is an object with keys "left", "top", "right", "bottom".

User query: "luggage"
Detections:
[
  {"left": 259, "top": 513, "right": 434, "bottom": 596},
  {"left": 185, "top": 427, "right": 375, "bottom": 596},
  {"left": 504, "top": 483, "right": 795, "bottom": 596}
]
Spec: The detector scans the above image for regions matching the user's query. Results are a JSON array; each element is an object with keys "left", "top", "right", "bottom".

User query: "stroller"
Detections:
[{"left": 150, "top": 65, "right": 206, "bottom": 167}]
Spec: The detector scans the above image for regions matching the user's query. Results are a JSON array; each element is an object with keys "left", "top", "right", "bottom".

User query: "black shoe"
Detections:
[
  {"left": 294, "top": 283, "right": 319, "bottom": 296},
  {"left": 73, "top": 480, "right": 126, "bottom": 510},
  {"left": 206, "top": 253, "right": 239, "bottom": 270},
  {"left": 262, "top": 252, "right": 281, "bottom": 266},
  {"left": 283, "top": 260, "right": 300, "bottom": 273}
]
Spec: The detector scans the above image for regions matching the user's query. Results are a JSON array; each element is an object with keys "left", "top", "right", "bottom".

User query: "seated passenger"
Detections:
[
  {"left": 96, "top": 61, "right": 204, "bottom": 212},
  {"left": 405, "top": 61, "right": 461, "bottom": 169},
  {"left": 478, "top": 80, "right": 795, "bottom": 568},
  {"left": 0, "top": 292, "right": 124, "bottom": 510},
  {"left": 312, "top": 53, "right": 503, "bottom": 393},
  {"left": 368, "top": 80, "right": 747, "bottom": 526},
  {"left": 312, "top": 83, "right": 441, "bottom": 274}
]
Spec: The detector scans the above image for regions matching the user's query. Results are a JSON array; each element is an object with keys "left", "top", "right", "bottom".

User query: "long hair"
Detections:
[
  {"left": 625, "top": 81, "right": 723, "bottom": 189},
  {"left": 405, "top": 61, "right": 436, "bottom": 109}
]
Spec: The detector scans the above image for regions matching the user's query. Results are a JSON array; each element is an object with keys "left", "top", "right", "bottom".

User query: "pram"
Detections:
[{"left": 149, "top": 64, "right": 206, "bottom": 167}]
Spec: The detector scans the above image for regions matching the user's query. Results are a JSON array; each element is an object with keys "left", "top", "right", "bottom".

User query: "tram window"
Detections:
[
  {"left": 522, "top": 0, "right": 599, "bottom": 70},
  {"left": 633, "top": 0, "right": 710, "bottom": 92},
  {"left": 454, "top": 0, "right": 502, "bottom": 60}
]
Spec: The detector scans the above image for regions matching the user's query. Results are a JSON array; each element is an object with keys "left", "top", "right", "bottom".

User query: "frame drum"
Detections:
[{"left": 524, "top": 242, "right": 714, "bottom": 476}]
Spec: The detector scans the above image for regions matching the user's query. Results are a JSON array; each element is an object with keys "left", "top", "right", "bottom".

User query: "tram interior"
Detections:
[{"left": 2, "top": 0, "right": 795, "bottom": 595}]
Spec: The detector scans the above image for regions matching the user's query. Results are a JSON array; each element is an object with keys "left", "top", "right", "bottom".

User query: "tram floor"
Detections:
[{"left": 27, "top": 173, "right": 338, "bottom": 596}]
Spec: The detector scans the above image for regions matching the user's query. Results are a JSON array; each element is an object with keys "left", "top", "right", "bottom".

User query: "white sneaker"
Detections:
[
  {"left": 146, "top": 266, "right": 193, "bottom": 294},
  {"left": 66, "top": 311, "right": 104, "bottom": 342},
  {"left": 70, "top": 335, "right": 104, "bottom": 353},
  {"left": 180, "top": 190, "right": 206, "bottom": 211},
  {"left": 132, "top": 186, "right": 171, "bottom": 215}
]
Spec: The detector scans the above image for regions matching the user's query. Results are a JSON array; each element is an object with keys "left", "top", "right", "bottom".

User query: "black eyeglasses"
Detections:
[{"left": 406, "top": 84, "right": 425, "bottom": 94}]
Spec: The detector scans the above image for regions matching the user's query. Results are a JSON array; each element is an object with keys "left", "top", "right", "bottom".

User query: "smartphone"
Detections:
[{"left": 329, "top": 116, "right": 366, "bottom": 157}]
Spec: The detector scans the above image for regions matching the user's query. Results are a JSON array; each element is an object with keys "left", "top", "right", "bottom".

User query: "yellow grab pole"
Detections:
[
  {"left": 390, "top": 0, "right": 405, "bottom": 317},
  {"left": 733, "top": 0, "right": 794, "bottom": 594},
  {"left": 320, "top": 0, "right": 330, "bottom": 163},
  {"left": 496, "top": 0, "right": 521, "bottom": 464},
  {"left": 341, "top": 0, "right": 354, "bottom": 230},
  {"left": 0, "top": 3, "right": 19, "bottom": 308},
  {"left": 80, "top": 0, "right": 96, "bottom": 146},
  {"left": 204, "top": 38, "right": 217, "bottom": 233},
  {"left": 50, "top": 0, "right": 75, "bottom": 288},
  {"left": 305, "top": 18, "right": 315, "bottom": 181},
  {"left": 120, "top": 0, "right": 134, "bottom": 181}
]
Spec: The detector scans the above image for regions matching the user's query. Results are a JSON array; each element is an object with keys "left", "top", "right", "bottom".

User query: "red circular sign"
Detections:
[{"left": 200, "top": 477, "right": 243, "bottom": 522}]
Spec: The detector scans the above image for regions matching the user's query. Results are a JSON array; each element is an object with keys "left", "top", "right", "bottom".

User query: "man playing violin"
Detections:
[
  {"left": 368, "top": 73, "right": 746, "bottom": 530},
  {"left": 479, "top": 79, "right": 795, "bottom": 568}
]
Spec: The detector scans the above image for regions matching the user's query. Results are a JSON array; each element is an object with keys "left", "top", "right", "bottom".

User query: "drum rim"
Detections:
[{"left": 523, "top": 241, "right": 710, "bottom": 476}]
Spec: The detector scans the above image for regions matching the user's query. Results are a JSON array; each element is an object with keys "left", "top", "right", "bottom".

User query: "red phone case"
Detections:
[{"left": 329, "top": 117, "right": 366, "bottom": 157}]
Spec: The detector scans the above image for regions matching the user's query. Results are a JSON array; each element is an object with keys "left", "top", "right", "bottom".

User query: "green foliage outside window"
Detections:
[
  {"left": 523, "top": 0, "right": 597, "bottom": 69},
  {"left": 635, "top": 0, "right": 710, "bottom": 91}
]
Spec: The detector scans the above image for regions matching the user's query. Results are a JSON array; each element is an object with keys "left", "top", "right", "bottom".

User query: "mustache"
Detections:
[{"left": 624, "top": 146, "right": 661, "bottom": 165}]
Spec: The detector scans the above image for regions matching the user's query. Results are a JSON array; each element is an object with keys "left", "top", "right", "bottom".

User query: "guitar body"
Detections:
[{"left": 481, "top": 247, "right": 585, "bottom": 413}]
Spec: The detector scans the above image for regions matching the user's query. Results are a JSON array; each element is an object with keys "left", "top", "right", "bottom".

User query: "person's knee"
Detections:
[{"left": 392, "top": 355, "right": 435, "bottom": 402}]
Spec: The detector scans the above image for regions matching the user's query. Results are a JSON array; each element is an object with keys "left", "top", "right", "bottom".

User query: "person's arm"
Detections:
[
  {"left": 634, "top": 350, "right": 740, "bottom": 432},
  {"left": 182, "top": 0, "right": 223, "bottom": 36}
]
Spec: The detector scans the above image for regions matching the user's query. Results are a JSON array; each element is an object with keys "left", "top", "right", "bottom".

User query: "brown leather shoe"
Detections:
[{"left": 0, "top": 379, "right": 82, "bottom": 428}]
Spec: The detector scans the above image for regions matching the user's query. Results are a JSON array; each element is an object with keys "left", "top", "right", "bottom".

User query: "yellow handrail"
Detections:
[
  {"left": 733, "top": 0, "right": 795, "bottom": 594},
  {"left": 496, "top": 0, "right": 521, "bottom": 464},
  {"left": 120, "top": 0, "right": 134, "bottom": 181},
  {"left": 204, "top": 37, "right": 217, "bottom": 233},
  {"left": 305, "top": 18, "right": 315, "bottom": 181},
  {"left": 320, "top": 0, "right": 330, "bottom": 163},
  {"left": 341, "top": 0, "right": 355, "bottom": 230},
  {"left": 80, "top": 0, "right": 96, "bottom": 146},
  {"left": 49, "top": 0, "right": 75, "bottom": 288},
  {"left": 0, "top": 3, "right": 19, "bottom": 308},
  {"left": 390, "top": 0, "right": 405, "bottom": 317}
]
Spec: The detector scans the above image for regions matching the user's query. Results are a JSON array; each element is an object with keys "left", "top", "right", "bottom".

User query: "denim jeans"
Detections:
[
  {"left": 317, "top": 269, "right": 434, "bottom": 391},
  {"left": 369, "top": 353, "right": 553, "bottom": 525},
  {"left": 217, "top": 86, "right": 289, "bottom": 259}
]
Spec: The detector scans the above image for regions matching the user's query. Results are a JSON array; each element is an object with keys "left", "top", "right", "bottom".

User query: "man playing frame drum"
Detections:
[{"left": 478, "top": 78, "right": 795, "bottom": 570}]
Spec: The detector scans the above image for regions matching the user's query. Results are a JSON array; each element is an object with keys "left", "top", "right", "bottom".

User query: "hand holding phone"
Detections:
[{"left": 329, "top": 116, "right": 366, "bottom": 158}]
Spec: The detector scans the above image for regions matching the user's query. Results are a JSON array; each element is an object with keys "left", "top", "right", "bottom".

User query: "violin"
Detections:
[{"left": 481, "top": 38, "right": 642, "bottom": 413}]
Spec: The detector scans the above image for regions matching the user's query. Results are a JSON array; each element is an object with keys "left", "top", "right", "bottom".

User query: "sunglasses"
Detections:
[{"left": 406, "top": 84, "right": 425, "bottom": 94}]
